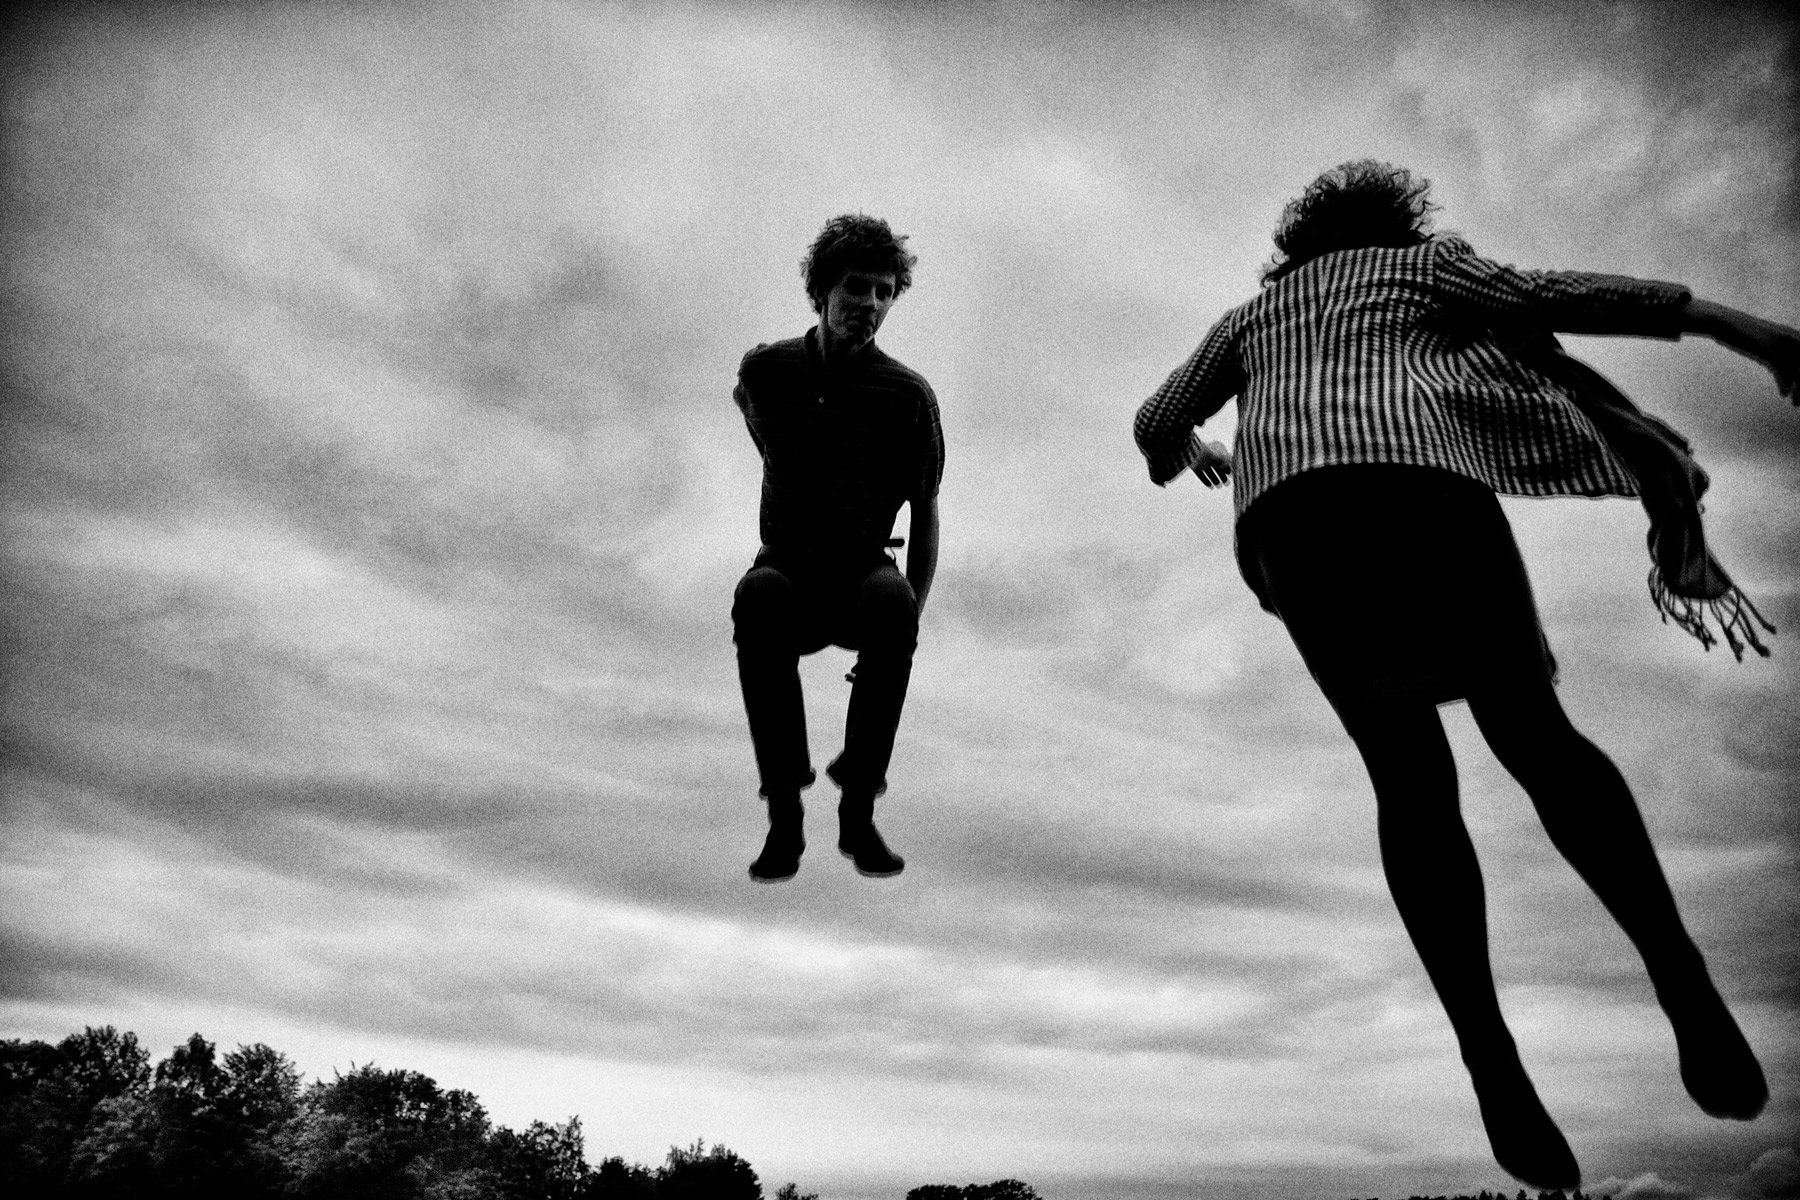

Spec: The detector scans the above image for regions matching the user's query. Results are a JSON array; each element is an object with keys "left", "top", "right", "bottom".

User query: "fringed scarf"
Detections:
[{"left": 1530, "top": 339, "right": 1775, "bottom": 660}]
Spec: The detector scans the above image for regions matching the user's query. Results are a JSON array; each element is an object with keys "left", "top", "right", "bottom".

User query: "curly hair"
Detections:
[
  {"left": 1261, "top": 160, "right": 1439, "bottom": 285},
  {"left": 801, "top": 213, "right": 917, "bottom": 313}
]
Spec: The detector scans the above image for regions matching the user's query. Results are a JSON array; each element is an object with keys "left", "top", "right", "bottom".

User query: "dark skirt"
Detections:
[{"left": 1236, "top": 464, "right": 1557, "bottom": 712}]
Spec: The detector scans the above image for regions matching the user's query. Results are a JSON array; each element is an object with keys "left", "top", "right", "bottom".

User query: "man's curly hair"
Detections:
[
  {"left": 1262, "top": 160, "right": 1439, "bottom": 285},
  {"left": 801, "top": 213, "right": 917, "bottom": 313}
]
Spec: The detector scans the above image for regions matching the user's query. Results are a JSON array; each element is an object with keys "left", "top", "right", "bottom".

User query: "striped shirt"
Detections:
[
  {"left": 1133, "top": 236, "right": 1692, "bottom": 518},
  {"left": 736, "top": 327, "right": 944, "bottom": 562}
]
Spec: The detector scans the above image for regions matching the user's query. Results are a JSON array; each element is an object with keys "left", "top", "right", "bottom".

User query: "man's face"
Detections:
[{"left": 819, "top": 267, "right": 898, "bottom": 355}]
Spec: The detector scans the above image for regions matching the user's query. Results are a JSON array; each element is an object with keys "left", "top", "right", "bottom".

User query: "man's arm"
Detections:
[
  {"left": 733, "top": 373, "right": 772, "bottom": 460},
  {"left": 906, "top": 495, "right": 939, "bottom": 615}
]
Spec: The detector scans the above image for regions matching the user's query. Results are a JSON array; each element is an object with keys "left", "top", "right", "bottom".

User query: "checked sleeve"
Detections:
[{"left": 1134, "top": 315, "right": 1244, "bottom": 485}]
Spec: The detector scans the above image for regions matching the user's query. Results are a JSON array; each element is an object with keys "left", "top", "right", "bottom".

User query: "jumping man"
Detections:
[{"left": 731, "top": 214, "right": 944, "bottom": 882}]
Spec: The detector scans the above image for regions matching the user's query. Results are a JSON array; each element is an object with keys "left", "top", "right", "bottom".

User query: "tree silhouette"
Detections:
[
  {"left": 1, "top": 1026, "right": 152, "bottom": 1194},
  {"left": 277, "top": 1063, "right": 493, "bottom": 1198},
  {"left": 657, "top": 1138, "right": 761, "bottom": 1200},
  {"left": 907, "top": 1180, "right": 1041, "bottom": 1200},
  {"left": 970, "top": 1185, "right": 1039, "bottom": 1200},
  {"left": 487, "top": 1116, "right": 590, "bottom": 1200},
  {"left": 67, "top": 1033, "right": 303, "bottom": 1198},
  {"left": 589, "top": 1154, "right": 657, "bottom": 1199},
  {"left": 3, "top": 1023, "right": 943, "bottom": 1200}
]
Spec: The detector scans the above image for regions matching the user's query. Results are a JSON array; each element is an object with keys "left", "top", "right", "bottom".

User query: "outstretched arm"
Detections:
[
  {"left": 1435, "top": 242, "right": 1800, "bottom": 402},
  {"left": 1680, "top": 299, "right": 1800, "bottom": 403},
  {"left": 906, "top": 495, "right": 939, "bottom": 615}
]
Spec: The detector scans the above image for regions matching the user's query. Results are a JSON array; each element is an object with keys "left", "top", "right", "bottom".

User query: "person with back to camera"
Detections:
[
  {"left": 1133, "top": 159, "right": 1799, "bottom": 1187},
  {"left": 731, "top": 213, "right": 943, "bottom": 883}
]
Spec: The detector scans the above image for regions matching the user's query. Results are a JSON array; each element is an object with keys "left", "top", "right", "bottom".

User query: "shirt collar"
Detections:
[{"left": 806, "top": 324, "right": 878, "bottom": 372}]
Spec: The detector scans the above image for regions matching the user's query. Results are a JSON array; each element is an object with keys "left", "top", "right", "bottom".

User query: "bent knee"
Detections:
[
  {"left": 862, "top": 570, "right": 918, "bottom": 617},
  {"left": 732, "top": 566, "right": 796, "bottom": 633},
  {"left": 858, "top": 570, "right": 919, "bottom": 640}
]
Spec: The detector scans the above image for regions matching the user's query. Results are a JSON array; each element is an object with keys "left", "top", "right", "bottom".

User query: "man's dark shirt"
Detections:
[{"left": 735, "top": 327, "right": 944, "bottom": 566}]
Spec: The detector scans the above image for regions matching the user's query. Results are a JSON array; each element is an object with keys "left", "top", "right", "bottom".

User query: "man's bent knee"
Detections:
[
  {"left": 732, "top": 566, "right": 797, "bottom": 643},
  {"left": 859, "top": 569, "right": 919, "bottom": 642}
]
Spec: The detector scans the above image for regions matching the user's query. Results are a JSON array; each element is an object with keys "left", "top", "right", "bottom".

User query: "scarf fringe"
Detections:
[{"left": 1649, "top": 566, "right": 1776, "bottom": 661}]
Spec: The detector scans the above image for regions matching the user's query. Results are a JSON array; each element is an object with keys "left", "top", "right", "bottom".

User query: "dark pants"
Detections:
[{"left": 731, "top": 548, "right": 920, "bottom": 800}]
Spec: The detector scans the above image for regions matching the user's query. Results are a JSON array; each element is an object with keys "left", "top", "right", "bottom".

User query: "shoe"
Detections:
[
  {"left": 749, "top": 797, "right": 803, "bottom": 883},
  {"left": 838, "top": 822, "right": 904, "bottom": 877},
  {"left": 1466, "top": 1051, "right": 1580, "bottom": 1190},
  {"left": 837, "top": 793, "right": 904, "bottom": 878},
  {"left": 1657, "top": 974, "right": 1767, "bottom": 1119}
]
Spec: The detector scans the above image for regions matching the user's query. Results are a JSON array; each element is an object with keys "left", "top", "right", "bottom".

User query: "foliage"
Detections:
[
  {"left": 488, "top": 1118, "right": 591, "bottom": 1200},
  {"left": 69, "top": 1033, "right": 301, "bottom": 1198},
  {"left": 0, "top": 1026, "right": 841, "bottom": 1200},
  {"left": 1, "top": 1026, "right": 153, "bottom": 1194},
  {"left": 657, "top": 1138, "right": 761, "bottom": 1200},
  {"left": 589, "top": 1154, "right": 657, "bottom": 1199},
  {"left": 906, "top": 1180, "right": 1040, "bottom": 1200},
  {"left": 1354, "top": 1192, "right": 1597, "bottom": 1200},
  {"left": 276, "top": 1063, "right": 494, "bottom": 1198},
  {"left": 1, "top": 1035, "right": 1600, "bottom": 1200}
]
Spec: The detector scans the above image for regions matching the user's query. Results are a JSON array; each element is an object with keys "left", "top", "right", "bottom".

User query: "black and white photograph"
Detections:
[{"left": 3, "top": 3, "right": 1796, "bottom": 1199}]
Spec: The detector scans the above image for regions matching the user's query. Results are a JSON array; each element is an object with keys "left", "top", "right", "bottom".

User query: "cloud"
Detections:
[
  {"left": 1594, "top": 1172, "right": 1701, "bottom": 1200},
  {"left": 0, "top": 780, "right": 1375, "bottom": 1078},
  {"left": 1747, "top": 1147, "right": 1800, "bottom": 1200}
]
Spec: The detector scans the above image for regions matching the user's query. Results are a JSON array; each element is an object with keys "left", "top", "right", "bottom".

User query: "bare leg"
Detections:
[
  {"left": 1342, "top": 697, "right": 1580, "bottom": 1189},
  {"left": 1467, "top": 677, "right": 1766, "bottom": 1119}
]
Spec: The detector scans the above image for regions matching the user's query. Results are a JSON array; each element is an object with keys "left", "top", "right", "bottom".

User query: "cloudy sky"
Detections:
[{"left": 2, "top": 2, "right": 1797, "bottom": 1198}]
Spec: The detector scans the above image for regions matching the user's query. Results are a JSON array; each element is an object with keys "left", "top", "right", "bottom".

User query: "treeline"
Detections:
[
  {"left": 1356, "top": 1192, "right": 1599, "bottom": 1200},
  {"left": 0, "top": 1028, "right": 1617, "bottom": 1200},
  {"left": 0, "top": 1025, "right": 840, "bottom": 1199}
]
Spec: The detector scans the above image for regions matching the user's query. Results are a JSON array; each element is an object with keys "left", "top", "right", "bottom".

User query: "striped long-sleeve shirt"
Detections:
[{"left": 1133, "top": 236, "right": 1693, "bottom": 518}]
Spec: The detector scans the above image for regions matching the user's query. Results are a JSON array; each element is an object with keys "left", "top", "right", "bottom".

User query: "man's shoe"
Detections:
[
  {"left": 837, "top": 793, "right": 904, "bottom": 878},
  {"left": 749, "top": 797, "right": 804, "bottom": 883},
  {"left": 838, "top": 822, "right": 904, "bottom": 876}
]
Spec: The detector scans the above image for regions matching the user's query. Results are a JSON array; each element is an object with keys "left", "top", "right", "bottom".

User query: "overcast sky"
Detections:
[{"left": 2, "top": 2, "right": 1797, "bottom": 1199}]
